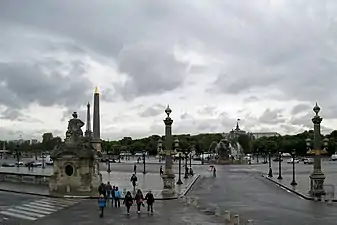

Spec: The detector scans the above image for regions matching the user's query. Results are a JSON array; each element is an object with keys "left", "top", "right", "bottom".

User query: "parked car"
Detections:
[
  {"left": 287, "top": 158, "right": 300, "bottom": 164},
  {"left": 273, "top": 157, "right": 283, "bottom": 162},
  {"left": 25, "top": 161, "right": 42, "bottom": 167},
  {"left": 303, "top": 158, "right": 314, "bottom": 164},
  {"left": 1, "top": 162, "right": 15, "bottom": 167},
  {"left": 331, "top": 154, "right": 337, "bottom": 161}
]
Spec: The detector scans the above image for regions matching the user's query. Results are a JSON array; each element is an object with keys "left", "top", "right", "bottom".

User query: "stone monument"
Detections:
[
  {"left": 92, "top": 87, "right": 102, "bottom": 152},
  {"left": 49, "top": 112, "right": 102, "bottom": 196},
  {"left": 162, "top": 105, "right": 176, "bottom": 195}
]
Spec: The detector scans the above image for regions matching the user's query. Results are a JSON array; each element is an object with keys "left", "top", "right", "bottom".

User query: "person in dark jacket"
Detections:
[
  {"left": 134, "top": 189, "right": 144, "bottom": 214},
  {"left": 111, "top": 186, "right": 116, "bottom": 206},
  {"left": 106, "top": 182, "right": 112, "bottom": 202},
  {"left": 98, "top": 183, "right": 106, "bottom": 197},
  {"left": 130, "top": 174, "right": 138, "bottom": 190},
  {"left": 145, "top": 190, "right": 155, "bottom": 213},
  {"left": 123, "top": 191, "right": 133, "bottom": 215},
  {"left": 98, "top": 194, "right": 106, "bottom": 217}
]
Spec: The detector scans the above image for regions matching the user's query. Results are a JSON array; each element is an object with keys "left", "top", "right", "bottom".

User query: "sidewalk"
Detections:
[
  {"left": 0, "top": 172, "right": 200, "bottom": 200},
  {"left": 264, "top": 173, "right": 337, "bottom": 201}
]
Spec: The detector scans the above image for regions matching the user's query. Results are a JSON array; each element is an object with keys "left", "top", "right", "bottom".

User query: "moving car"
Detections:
[
  {"left": 1, "top": 162, "right": 15, "bottom": 167},
  {"left": 287, "top": 158, "right": 300, "bottom": 164},
  {"left": 331, "top": 154, "right": 337, "bottom": 161},
  {"left": 303, "top": 158, "right": 314, "bottom": 164},
  {"left": 15, "top": 162, "right": 24, "bottom": 166}
]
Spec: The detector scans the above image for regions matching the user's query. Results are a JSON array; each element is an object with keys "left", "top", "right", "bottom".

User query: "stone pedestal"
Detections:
[
  {"left": 49, "top": 153, "right": 101, "bottom": 196},
  {"left": 49, "top": 112, "right": 102, "bottom": 196},
  {"left": 91, "top": 138, "right": 102, "bottom": 152},
  {"left": 309, "top": 171, "right": 326, "bottom": 197},
  {"left": 162, "top": 173, "right": 175, "bottom": 195}
]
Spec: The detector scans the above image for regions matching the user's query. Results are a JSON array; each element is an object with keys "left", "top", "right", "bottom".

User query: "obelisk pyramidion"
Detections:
[{"left": 92, "top": 87, "right": 101, "bottom": 152}]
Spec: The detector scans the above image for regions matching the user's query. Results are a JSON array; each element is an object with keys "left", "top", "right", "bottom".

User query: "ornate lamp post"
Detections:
[
  {"left": 16, "top": 142, "right": 20, "bottom": 168},
  {"left": 306, "top": 103, "right": 329, "bottom": 197},
  {"left": 175, "top": 138, "right": 183, "bottom": 185},
  {"left": 268, "top": 151, "right": 273, "bottom": 177},
  {"left": 157, "top": 138, "right": 163, "bottom": 162},
  {"left": 277, "top": 151, "right": 282, "bottom": 180},
  {"left": 142, "top": 150, "right": 146, "bottom": 174},
  {"left": 183, "top": 149, "right": 189, "bottom": 179},
  {"left": 161, "top": 105, "right": 176, "bottom": 194},
  {"left": 290, "top": 150, "right": 297, "bottom": 186},
  {"left": 42, "top": 151, "right": 45, "bottom": 169}
]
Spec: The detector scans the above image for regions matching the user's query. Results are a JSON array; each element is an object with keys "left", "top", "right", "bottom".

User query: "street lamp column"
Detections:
[
  {"left": 143, "top": 150, "right": 146, "bottom": 174},
  {"left": 184, "top": 151, "right": 188, "bottom": 179},
  {"left": 16, "top": 143, "right": 20, "bottom": 168},
  {"left": 42, "top": 151, "right": 45, "bottom": 169},
  {"left": 307, "top": 103, "right": 328, "bottom": 197},
  {"left": 268, "top": 151, "right": 273, "bottom": 177},
  {"left": 290, "top": 150, "right": 297, "bottom": 186},
  {"left": 277, "top": 151, "right": 283, "bottom": 180},
  {"left": 107, "top": 151, "right": 111, "bottom": 173},
  {"left": 177, "top": 153, "right": 183, "bottom": 185}
]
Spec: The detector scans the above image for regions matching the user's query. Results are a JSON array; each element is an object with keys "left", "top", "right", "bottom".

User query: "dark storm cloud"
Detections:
[
  {"left": 138, "top": 104, "right": 165, "bottom": 118},
  {"left": 0, "top": 61, "right": 92, "bottom": 109},
  {"left": 115, "top": 42, "right": 188, "bottom": 99}
]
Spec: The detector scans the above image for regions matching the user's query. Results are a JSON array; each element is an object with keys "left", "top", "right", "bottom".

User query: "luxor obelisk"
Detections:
[{"left": 92, "top": 87, "right": 101, "bottom": 152}]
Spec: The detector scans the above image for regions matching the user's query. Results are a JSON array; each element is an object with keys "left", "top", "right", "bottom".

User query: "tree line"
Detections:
[{"left": 2, "top": 130, "right": 337, "bottom": 157}]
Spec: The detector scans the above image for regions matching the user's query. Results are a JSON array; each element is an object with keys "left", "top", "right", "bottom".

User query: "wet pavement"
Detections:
[
  {"left": 0, "top": 172, "right": 200, "bottom": 199},
  {"left": 29, "top": 198, "right": 223, "bottom": 225},
  {"left": 187, "top": 166, "right": 337, "bottom": 225}
]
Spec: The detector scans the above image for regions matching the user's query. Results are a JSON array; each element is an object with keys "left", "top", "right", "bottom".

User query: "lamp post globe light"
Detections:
[
  {"left": 277, "top": 151, "right": 283, "bottom": 180},
  {"left": 268, "top": 151, "right": 273, "bottom": 178},
  {"left": 306, "top": 103, "right": 329, "bottom": 197}
]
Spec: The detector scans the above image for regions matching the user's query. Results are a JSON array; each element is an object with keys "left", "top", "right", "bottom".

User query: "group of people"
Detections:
[{"left": 97, "top": 181, "right": 155, "bottom": 217}]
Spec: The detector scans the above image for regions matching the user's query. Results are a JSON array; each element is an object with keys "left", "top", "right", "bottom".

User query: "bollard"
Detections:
[
  {"left": 247, "top": 219, "right": 254, "bottom": 225},
  {"left": 224, "top": 211, "right": 231, "bottom": 222},
  {"left": 233, "top": 214, "right": 239, "bottom": 225}
]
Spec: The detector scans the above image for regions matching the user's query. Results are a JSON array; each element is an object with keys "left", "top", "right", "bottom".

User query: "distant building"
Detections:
[
  {"left": 251, "top": 132, "right": 281, "bottom": 139},
  {"left": 30, "top": 139, "right": 38, "bottom": 145}
]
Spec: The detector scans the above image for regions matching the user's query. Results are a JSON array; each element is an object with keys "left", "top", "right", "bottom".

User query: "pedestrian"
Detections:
[
  {"left": 98, "top": 194, "right": 106, "bottom": 218},
  {"left": 159, "top": 166, "right": 163, "bottom": 176},
  {"left": 106, "top": 182, "right": 112, "bottom": 203},
  {"left": 98, "top": 183, "right": 106, "bottom": 197},
  {"left": 123, "top": 191, "right": 133, "bottom": 215},
  {"left": 133, "top": 163, "right": 137, "bottom": 174},
  {"left": 145, "top": 190, "right": 155, "bottom": 214},
  {"left": 213, "top": 166, "right": 216, "bottom": 177},
  {"left": 111, "top": 185, "right": 116, "bottom": 206},
  {"left": 130, "top": 174, "right": 138, "bottom": 190},
  {"left": 114, "top": 186, "right": 121, "bottom": 207},
  {"left": 134, "top": 189, "right": 144, "bottom": 214}
]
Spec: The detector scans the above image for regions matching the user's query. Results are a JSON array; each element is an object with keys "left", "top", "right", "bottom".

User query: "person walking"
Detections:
[
  {"left": 134, "top": 189, "right": 144, "bottom": 214},
  {"left": 114, "top": 186, "right": 121, "bottom": 208},
  {"left": 133, "top": 163, "right": 137, "bottom": 174},
  {"left": 111, "top": 186, "right": 116, "bottom": 206},
  {"left": 159, "top": 166, "right": 163, "bottom": 176},
  {"left": 106, "top": 182, "right": 112, "bottom": 203},
  {"left": 123, "top": 191, "right": 133, "bottom": 215},
  {"left": 98, "top": 183, "right": 106, "bottom": 197},
  {"left": 145, "top": 190, "right": 155, "bottom": 214},
  {"left": 130, "top": 174, "right": 138, "bottom": 191},
  {"left": 97, "top": 194, "right": 106, "bottom": 218},
  {"left": 213, "top": 166, "right": 216, "bottom": 177}
]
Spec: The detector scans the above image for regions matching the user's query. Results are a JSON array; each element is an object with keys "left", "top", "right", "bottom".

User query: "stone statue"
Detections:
[{"left": 65, "top": 112, "right": 85, "bottom": 142}]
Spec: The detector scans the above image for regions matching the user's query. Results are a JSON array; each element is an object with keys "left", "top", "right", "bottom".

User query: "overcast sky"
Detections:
[{"left": 0, "top": 0, "right": 336, "bottom": 141}]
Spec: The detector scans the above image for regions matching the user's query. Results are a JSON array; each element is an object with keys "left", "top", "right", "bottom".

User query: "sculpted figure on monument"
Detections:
[{"left": 65, "top": 112, "right": 85, "bottom": 142}]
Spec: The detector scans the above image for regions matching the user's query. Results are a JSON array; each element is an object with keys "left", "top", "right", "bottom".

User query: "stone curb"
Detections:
[
  {"left": 262, "top": 174, "right": 314, "bottom": 201},
  {"left": 180, "top": 174, "right": 200, "bottom": 197},
  {"left": 0, "top": 175, "right": 201, "bottom": 200}
]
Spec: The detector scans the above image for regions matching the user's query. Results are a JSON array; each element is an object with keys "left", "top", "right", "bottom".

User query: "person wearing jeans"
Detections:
[
  {"left": 123, "top": 191, "right": 133, "bottom": 215},
  {"left": 134, "top": 189, "right": 144, "bottom": 214},
  {"left": 114, "top": 186, "right": 121, "bottom": 207},
  {"left": 145, "top": 190, "right": 155, "bottom": 213}
]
